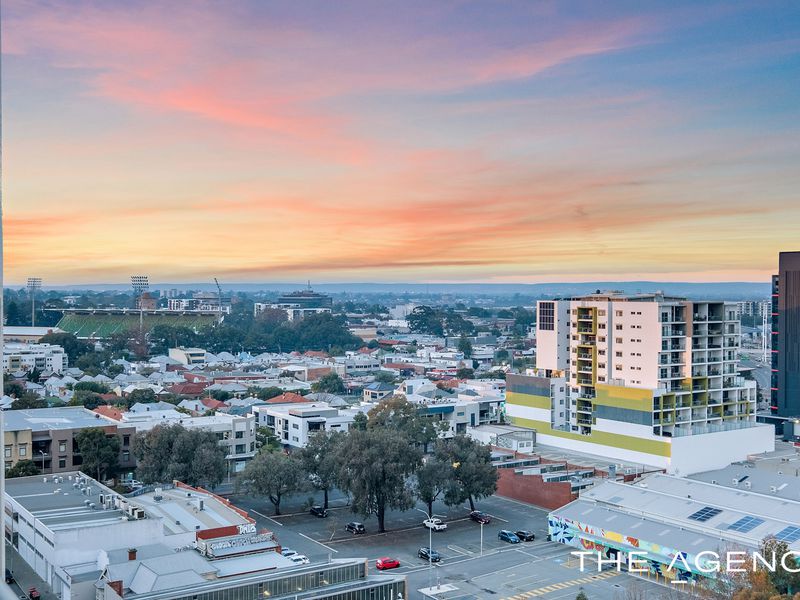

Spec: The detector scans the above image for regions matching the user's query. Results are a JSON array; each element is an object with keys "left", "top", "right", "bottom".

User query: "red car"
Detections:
[{"left": 376, "top": 557, "right": 400, "bottom": 570}]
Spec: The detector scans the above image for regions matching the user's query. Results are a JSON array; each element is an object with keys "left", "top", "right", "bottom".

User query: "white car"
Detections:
[
  {"left": 423, "top": 518, "right": 447, "bottom": 531},
  {"left": 289, "top": 554, "right": 310, "bottom": 565}
]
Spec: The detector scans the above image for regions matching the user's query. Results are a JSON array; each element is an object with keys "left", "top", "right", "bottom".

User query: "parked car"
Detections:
[
  {"left": 515, "top": 530, "right": 535, "bottom": 542},
  {"left": 417, "top": 547, "right": 441, "bottom": 562},
  {"left": 469, "top": 510, "right": 492, "bottom": 524},
  {"left": 281, "top": 548, "right": 297, "bottom": 557},
  {"left": 376, "top": 557, "right": 400, "bottom": 570},
  {"left": 345, "top": 521, "right": 366, "bottom": 534},
  {"left": 498, "top": 529, "right": 521, "bottom": 544},
  {"left": 5, "top": 569, "right": 13, "bottom": 584},
  {"left": 423, "top": 518, "right": 447, "bottom": 531},
  {"left": 310, "top": 505, "right": 328, "bottom": 518},
  {"left": 289, "top": 555, "right": 310, "bottom": 565}
]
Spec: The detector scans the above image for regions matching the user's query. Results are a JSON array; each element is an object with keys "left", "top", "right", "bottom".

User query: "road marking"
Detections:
[
  {"left": 446, "top": 545, "right": 472, "bottom": 556},
  {"left": 298, "top": 532, "right": 338, "bottom": 553},
  {"left": 502, "top": 570, "right": 619, "bottom": 599},
  {"left": 251, "top": 509, "right": 283, "bottom": 527}
]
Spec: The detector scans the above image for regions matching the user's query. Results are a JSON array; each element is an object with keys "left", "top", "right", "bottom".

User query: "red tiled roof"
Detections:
[
  {"left": 168, "top": 382, "right": 209, "bottom": 396},
  {"left": 264, "top": 392, "right": 310, "bottom": 405},
  {"left": 304, "top": 350, "right": 330, "bottom": 359},
  {"left": 201, "top": 397, "right": 229, "bottom": 409},
  {"left": 358, "top": 347, "right": 378, "bottom": 354},
  {"left": 377, "top": 339, "right": 402, "bottom": 345},
  {"left": 93, "top": 405, "right": 123, "bottom": 421}
]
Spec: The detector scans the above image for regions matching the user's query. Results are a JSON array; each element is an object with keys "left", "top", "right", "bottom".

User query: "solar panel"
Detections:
[
  {"left": 775, "top": 526, "right": 800, "bottom": 543},
  {"left": 688, "top": 506, "right": 722, "bottom": 522},
  {"left": 728, "top": 516, "right": 765, "bottom": 533}
]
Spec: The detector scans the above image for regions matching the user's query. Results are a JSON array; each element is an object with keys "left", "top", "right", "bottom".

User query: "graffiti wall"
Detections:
[{"left": 548, "top": 515, "right": 704, "bottom": 584}]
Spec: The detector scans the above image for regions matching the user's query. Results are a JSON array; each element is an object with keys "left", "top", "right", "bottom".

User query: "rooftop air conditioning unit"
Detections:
[
  {"left": 89, "top": 503, "right": 96, "bottom": 510},
  {"left": 770, "top": 486, "right": 778, "bottom": 493},
  {"left": 84, "top": 500, "right": 91, "bottom": 506},
  {"left": 732, "top": 478, "right": 739, "bottom": 485},
  {"left": 711, "top": 480, "right": 717, "bottom": 485},
  {"left": 744, "top": 482, "right": 752, "bottom": 489}
]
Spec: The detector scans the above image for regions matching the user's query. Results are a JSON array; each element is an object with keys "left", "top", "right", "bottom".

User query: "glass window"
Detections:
[{"left": 18, "top": 445, "right": 27, "bottom": 457}]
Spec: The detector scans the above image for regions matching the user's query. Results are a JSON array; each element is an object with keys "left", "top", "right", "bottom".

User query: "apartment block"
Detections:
[
  {"left": 2, "top": 342, "right": 68, "bottom": 374},
  {"left": 771, "top": 251, "right": 800, "bottom": 417},
  {"left": 507, "top": 292, "right": 773, "bottom": 474}
]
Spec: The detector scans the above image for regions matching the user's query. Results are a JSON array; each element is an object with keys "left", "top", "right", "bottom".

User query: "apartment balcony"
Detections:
[
  {"left": 578, "top": 378, "right": 593, "bottom": 386},
  {"left": 577, "top": 352, "right": 593, "bottom": 360}
]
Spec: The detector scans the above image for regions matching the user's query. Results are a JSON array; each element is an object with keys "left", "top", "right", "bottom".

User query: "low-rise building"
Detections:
[
  {"left": 3, "top": 342, "right": 68, "bottom": 374},
  {"left": 168, "top": 347, "right": 207, "bottom": 366},
  {"left": 254, "top": 403, "right": 357, "bottom": 448},
  {"left": 2, "top": 326, "right": 65, "bottom": 343},
  {"left": 3, "top": 407, "right": 136, "bottom": 474},
  {"left": 549, "top": 471, "right": 800, "bottom": 586}
]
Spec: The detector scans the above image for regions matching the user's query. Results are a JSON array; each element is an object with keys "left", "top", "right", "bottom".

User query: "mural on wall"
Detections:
[{"left": 548, "top": 515, "right": 702, "bottom": 584}]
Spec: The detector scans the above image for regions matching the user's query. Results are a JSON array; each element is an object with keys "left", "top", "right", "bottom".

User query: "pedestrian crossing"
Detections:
[{"left": 502, "top": 570, "right": 619, "bottom": 599}]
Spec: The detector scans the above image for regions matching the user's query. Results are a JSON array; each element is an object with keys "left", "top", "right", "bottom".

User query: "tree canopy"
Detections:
[
  {"left": 238, "top": 451, "right": 306, "bottom": 515},
  {"left": 6, "top": 460, "right": 42, "bottom": 478},
  {"left": 435, "top": 435, "right": 498, "bottom": 511},
  {"left": 75, "top": 428, "right": 120, "bottom": 481}
]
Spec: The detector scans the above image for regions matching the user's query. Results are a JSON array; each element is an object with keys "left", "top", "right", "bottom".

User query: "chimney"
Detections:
[
  {"left": 109, "top": 581, "right": 123, "bottom": 597},
  {"left": 128, "top": 548, "right": 137, "bottom": 561}
]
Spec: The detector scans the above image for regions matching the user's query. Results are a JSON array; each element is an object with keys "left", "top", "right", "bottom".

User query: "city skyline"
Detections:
[{"left": 3, "top": 0, "right": 799, "bottom": 284}]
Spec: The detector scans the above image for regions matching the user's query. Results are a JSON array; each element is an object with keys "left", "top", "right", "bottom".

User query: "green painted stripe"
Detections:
[
  {"left": 506, "top": 391, "right": 551, "bottom": 410},
  {"left": 510, "top": 416, "right": 671, "bottom": 457}
]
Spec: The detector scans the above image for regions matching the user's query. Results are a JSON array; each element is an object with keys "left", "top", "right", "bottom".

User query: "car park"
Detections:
[
  {"left": 423, "top": 517, "right": 447, "bottom": 531},
  {"left": 375, "top": 557, "right": 400, "bottom": 570},
  {"left": 498, "top": 529, "right": 521, "bottom": 543},
  {"left": 345, "top": 521, "right": 366, "bottom": 534},
  {"left": 417, "top": 547, "right": 441, "bottom": 562},
  {"left": 515, "top": 530, "right": 535, "bottom": 541},
  {"left": 469, "top": 510, "right": 492, "bottom": 524},
  {"left": 309, "top": 505, "right": 328, "bottom": 518}
]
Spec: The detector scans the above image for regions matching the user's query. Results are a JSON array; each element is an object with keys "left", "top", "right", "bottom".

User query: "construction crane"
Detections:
[{"left": 214, "top": 278, "right": 223, "bottom": 313}]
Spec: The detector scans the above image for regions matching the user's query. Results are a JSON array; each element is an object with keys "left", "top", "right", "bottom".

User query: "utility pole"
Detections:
[{"left": 27, "top": 277, "right": 41, "bottom": 326}]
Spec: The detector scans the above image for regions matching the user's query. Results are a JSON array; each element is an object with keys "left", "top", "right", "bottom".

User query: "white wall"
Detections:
[{"left": 669, "top": 424, "right": 775, "bottom": 476}]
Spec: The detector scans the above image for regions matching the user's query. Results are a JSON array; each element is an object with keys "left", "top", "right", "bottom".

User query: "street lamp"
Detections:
[
  {"left": 27, "top": 277, "right": 42, "bottom": 327},
  {"left": 480, "top": 521, "right": 484, "bottom": 556},
  {"left": 39, "top": 450, "right": 45, "bottom": 473}
]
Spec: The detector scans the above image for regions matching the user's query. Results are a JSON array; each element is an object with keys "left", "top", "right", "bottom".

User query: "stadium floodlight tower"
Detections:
[{"left": 27, "top": 276, "right": 42, "bottom": 326}]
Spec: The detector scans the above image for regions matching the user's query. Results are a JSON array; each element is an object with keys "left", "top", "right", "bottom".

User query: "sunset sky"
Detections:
[{"left": 2, "top": 0, "right": 799, "bottom": 285}]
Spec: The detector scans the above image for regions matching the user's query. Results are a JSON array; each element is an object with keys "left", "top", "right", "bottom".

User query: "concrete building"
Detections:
[
  {"left": 506, "top": 293, "right": 773, "bottom": 474},
  {"left": 168, "top": 347, "right": 207, "bottom": 366},
  {"left": 253, "top": 302, "right": 332, "bottom": 321},
  {"left": 254, "top": 403, "right": 356, "bottom": 448},
  {"left": 772, "top": 251, "right": 800, "bottom": 417},
  {"left": 3, "top": 342, "right": 68, "bottom": 374},
  {"left": 3, "top": 407, "right": 137, "bottom": 474},
  {"left": 548, "top": 471, "right": 800, "bottom": 586},
  {"left": 4, "top": 474, "right": 405, "bottom": 600}
]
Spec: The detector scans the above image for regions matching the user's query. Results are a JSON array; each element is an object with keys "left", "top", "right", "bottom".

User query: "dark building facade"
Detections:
[
  {"left": 772, "top": 251, "right": 800, "bottom": 417},
  {"left": 276, "top": 290, "right": 333, "bottom": 309}
]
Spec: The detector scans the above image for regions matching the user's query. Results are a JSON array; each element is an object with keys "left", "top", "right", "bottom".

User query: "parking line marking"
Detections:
[
  {"left": 251, "top": 509, "right": 283, "bottom": 526},
  {"left": 298, "top": 532, "right": 338, "bottom": 553}
]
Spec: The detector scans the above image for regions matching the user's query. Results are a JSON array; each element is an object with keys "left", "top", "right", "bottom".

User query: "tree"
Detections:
[
  {"left": 336, "top": 428, "right": 422, "bottom": 532},
  {"left": 126, "top": 388, "right": 157, "bottom": 407},
  {"left": 374, "top": 371, "right": 396, "bottom": 384},
  {"left": 11, "top": 393, "right": 47, "bottom": 410},
  {"left": 239, "top": 451, "right": 306, "bottom": 515},
  {"left": 367, "top": 395, "right": 448, "bottom": 449},
  {"left": 312, "top": 372, "right": 345, "bottom": 394},
  {"left": 300, "top": 432, "right": 343, "bottom": 509},
  {"left": 74, "top": 381, "right": 110, "bottom": 394},
  {"left": 133, "top": 424, "right": 226, "bottom": 488},
  {"left": 435, "top": 435, "right": 498, "bottom": 511},
  {"left": 210, "top": 389, "right": 232, "bottom": 401},
  {"left": 6, "top": 460, "right": 41, "bottom": 478},
  {"left": 458, "top": 335, "right": 473, "bottom": 358},
  {"left": 760, "top": 537, "right": 800, "bottom": 596},
  {"left": 256, "top": 387, "right": 284, "bottom": 401},
  {"left": 4, "top": 380, "right": 25, "bottom": 398},
  {"left": 575, "top": 591, "right": 589, "bottom": 600},
  {"left": 351, "top": 412, "right": 368, "bottom": 431},
  {"left": 75, "top": 428, "right": 120, "bottom": 481},
  {"left": 39, "top": 332, "right": 93, "bottom": 362},
  {"left": 255, "top": 426, "right": 280, "bottom": 452},
  {"left": 456, "top": 367, "right": 475, "bottom": 379},
  {"left": 408, "top": 306, "right": 444, "bottom": 336},
  {"left": 69, "top": 389, "right": 105, "bottom": 410},
  {"left": 416, "top": 457, "right": 450, "bottom": 517}
]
